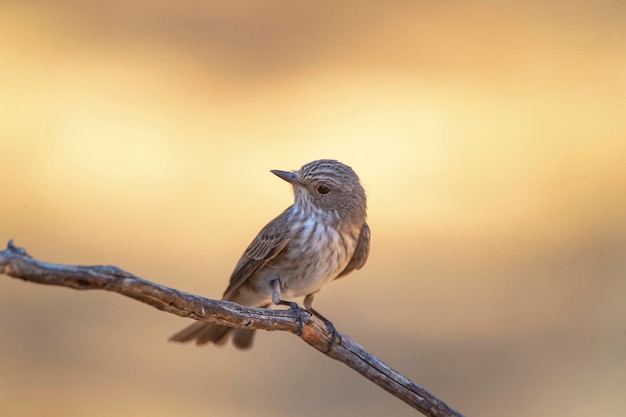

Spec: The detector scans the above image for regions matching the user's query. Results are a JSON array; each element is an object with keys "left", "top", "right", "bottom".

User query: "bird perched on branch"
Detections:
[{"left": 169, "top": 159, "right": 370, "bottom": 349}]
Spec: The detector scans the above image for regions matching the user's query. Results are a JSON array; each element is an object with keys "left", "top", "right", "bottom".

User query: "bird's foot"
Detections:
[
  {"left": 309, "top": 308, "right": 339, "bottom": 353},
  {"left": 276, "top": 300, "right": 307, "bottom": 336}
]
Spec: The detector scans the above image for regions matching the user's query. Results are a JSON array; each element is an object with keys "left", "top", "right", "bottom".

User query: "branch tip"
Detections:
[{"left": 7, "top": 240, "right": 32, "bottom": 258}]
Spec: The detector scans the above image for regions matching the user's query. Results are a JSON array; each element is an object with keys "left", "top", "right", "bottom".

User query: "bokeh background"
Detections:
[{"left": 1, "top": 1, "right": 625, "bottom": 416}]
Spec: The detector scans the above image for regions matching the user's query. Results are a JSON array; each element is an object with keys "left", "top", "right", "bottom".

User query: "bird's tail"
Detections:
[
  {"left": 169, "top": 299, "right": 272, "bottom": 349},
  {"left": 168, "top": 321, "right": 257, "bottom": 349}
]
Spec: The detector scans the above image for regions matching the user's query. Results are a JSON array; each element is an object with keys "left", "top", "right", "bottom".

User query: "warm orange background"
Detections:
[{"left": 1, "top": 2, "right": 625, "bottom": 416}]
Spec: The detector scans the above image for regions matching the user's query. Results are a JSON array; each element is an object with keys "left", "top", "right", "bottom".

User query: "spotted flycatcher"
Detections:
[{"left": 169, "top": 159, "right": 370, "bottom": 349}]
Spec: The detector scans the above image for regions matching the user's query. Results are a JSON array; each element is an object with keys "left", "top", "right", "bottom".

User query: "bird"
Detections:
[{"left": 169, "top": 159, "right": 370, "bottom": 349}]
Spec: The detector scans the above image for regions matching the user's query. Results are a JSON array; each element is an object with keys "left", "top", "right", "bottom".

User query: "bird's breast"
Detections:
[{"left": 277, "top": 219, "right": 358, "bottom": 298}]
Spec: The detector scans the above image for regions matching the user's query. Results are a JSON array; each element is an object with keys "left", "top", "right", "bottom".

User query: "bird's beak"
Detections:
[{"left": 271, "top": 170, "right": 301, "bottom": 186}]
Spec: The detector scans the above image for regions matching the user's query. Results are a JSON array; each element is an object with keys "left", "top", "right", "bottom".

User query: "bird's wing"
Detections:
[
  {"left": 222, "top": 208, "right": 291, "bottom": 301},
  {"left": 335, "top": 222, "right": 370, "bottom": 279}
]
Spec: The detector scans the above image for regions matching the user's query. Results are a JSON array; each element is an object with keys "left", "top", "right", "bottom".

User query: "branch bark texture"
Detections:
[{"left": 0, "top": 240, "right": 464, "bottom": 417}]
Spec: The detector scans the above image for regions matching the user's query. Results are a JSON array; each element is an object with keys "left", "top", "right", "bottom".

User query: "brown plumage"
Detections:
[{"left": 169, "top": 159, "right": 370, "bottom": 349}]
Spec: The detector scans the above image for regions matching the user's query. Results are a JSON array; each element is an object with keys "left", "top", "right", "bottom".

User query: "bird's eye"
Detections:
[{"left": 316, "top": 185, "right": 330, "bottom": 195}]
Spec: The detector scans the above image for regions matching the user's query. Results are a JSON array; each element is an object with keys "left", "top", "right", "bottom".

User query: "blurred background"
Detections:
[{"left": 1, "top": 1, "right": 625, "bottom": 416}]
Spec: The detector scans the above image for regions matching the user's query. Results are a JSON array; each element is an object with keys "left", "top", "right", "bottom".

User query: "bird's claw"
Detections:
[
  {"left": 310, "top": 308, "right": 339, "bottom": 353},
  {"left": 277, "top": 300, "right": 307, "bottom": 336}
]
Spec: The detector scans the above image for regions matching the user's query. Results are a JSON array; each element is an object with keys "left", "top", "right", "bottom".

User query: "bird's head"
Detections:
[{"left": 271, "top": 159, "right": 367, "bottom": 226}]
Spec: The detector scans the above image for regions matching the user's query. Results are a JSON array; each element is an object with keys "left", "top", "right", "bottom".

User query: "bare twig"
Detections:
[{"left": 0, "top": 240, "right": 464, "bottom": 417}]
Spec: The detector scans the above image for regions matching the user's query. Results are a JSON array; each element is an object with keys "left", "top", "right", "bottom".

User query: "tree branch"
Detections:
[{"left": 0, "top": 240, "right": 464, "bottom": 417}]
